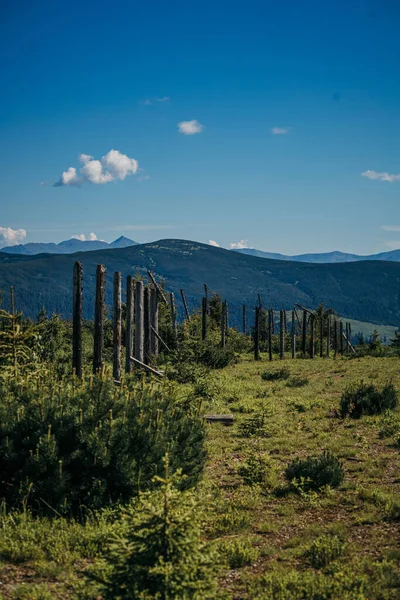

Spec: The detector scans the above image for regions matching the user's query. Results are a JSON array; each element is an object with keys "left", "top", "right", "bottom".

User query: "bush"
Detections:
[
  {"left": 285, "top": 450, "right": 344, "bottom": 492},
  {"left": 340, "top": 382, "right": 397, "bottom": 418},
  {"left": 287, "top": 376, "right": 309, "bottom": 388},
  {"left": 96, "top": 463, "right": 219, "bottom": 600},
  {"left": 305, "top": 535, "right": 345, "bottom": 569},
  {"left": 379, "top": 410, "right": 400, "bottom": 440},
  {"left": 261, "top": 367, "right": 290, "bottom": 382},
  {"left": 0, "top": 376, "right": 206, "bottom": 516},
  {"left": 238, "top": 453, "right": 278, "bottom": 490},
  {"left": 221, "top": 538, "right": 259, "bottom": 569},
  {"left": 197, "top": 343, "right": 236, "bottom": 369},
  {"left": 238, "top": 411, "right": 276, "bottom": 438}
]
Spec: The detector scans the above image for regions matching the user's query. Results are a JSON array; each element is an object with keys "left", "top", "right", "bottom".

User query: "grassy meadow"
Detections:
[{"left": 0, "top": 352, "right": 399, "bottom": 599}]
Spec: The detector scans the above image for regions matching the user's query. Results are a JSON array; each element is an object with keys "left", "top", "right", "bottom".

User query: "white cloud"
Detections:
[
  {"left": 381, "top": 225, "right": 400, "bottom": 232},
  {"left": 272, "top": 127, "right": 290, "bottom": 135},
  {"left": 55, "top": 150, "right": 139, "bottom": 187},
  {"left": 72, "top": 232, "right": 98, "bottom": 241},
  {"left": 229, "top": 239, "right": 249, "bottom": 249},
  {"left": 208, "top": 240, "right": 220, "bottom": 247},
  {"left": 178, "top": 120, "right": 204, "bottom": 135},
  {"left": 361, "top": 170, "right": 400, "bottom": 183},
  {"left": 0, "top": 227, "right": 27, "bottom": 247}
]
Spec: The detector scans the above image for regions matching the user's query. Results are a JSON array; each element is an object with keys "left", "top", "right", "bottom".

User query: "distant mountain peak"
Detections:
[{"left": 0, "top": 236, "right": 138, "bottom": 256}]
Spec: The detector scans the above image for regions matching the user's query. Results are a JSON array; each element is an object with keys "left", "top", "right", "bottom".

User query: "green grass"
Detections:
[{"left": 1, "top": 355, "right": 400, "bottom": 598}]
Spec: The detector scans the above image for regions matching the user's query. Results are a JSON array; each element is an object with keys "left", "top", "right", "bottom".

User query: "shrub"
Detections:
[
  {"left": 221, "top": 538, "right": 259, "bottom": 569},
  {"left": 197, "top": 343, "right": 236, "bottom": 369},
  {"left": 96, "top": 462, "right": 219, "bottom": 600},
  {"left": 287, "top": 376, "right": 309, "bottom": 388},
  {"left": 238, "top": 411, "right": 276, "bottom": 438},
  {"left": 238, "top": 453, "right": 278, "bottom": 490},
  {"left": 340, "top": 382, "right": 397, "bottom": 418},
  {"left": 248, "top": 569, "right": 368, "bottom": 600},
  {"left": 305, "top": 535, "right": 345, "bottom": 569},
  {"left": 0, "top": 376, "right": 206, "bottom": 516},
  {"left": 261, "top": 367, "right": 290, "bottom": 382},
  {"left": 379, "top": 410, "right": 400, "bottom": 440},
  {"left": 285, "top": 450, "right": 344, "bottom": 491}
]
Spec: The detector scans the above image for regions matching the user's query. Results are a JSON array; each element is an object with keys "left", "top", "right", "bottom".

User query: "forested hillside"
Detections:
[{"left": 0, "top": 239, "right": 399, "bottom": 326}]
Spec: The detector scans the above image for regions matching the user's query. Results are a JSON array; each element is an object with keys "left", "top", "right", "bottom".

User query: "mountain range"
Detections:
[
  {"left": 0, "top": 236, "right": 137, "bottom": 255},
  {"left": 0, "top": 239, "right": 399, "bottom": 327},
  {"left": 235, "top": 248, "right": 400, "bottom": 263}
]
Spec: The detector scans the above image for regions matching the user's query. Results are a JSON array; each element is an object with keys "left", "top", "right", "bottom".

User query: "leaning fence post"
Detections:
[
  {"left": 345, "top": 322, "right": 350, "bottom": 354},
  {"left": 334, "top": 320, "right": 338, "bottom": 357},
  {"left": 125, "top": 276, "right": 134, "bottom": 374},
  {"left": 320, "top": 315, "right": 324, "bottom": 358},
  {"left": 150, "top": 287, "right": 159, "bottom": 358},
  {"left": 170, "top": 292, "right": 178, "bottom": 345},
  {"left": 340, "top": 321, "right": 344, "bottom": 355},
  {"left": 93, "top": 264, "right": 106, "bottom": 374},
  {"left": 254, "top": 306, "right": 260, "bottom": 360},
  {"left": 242, "top": 304, "right": 247, "bottom": 334},
  {"left": 201, "top": 297, "right": 207, "bottom": 340},
  {"left": 180, "top": 289, "right": 190, "bottom": 321},
  {"left": 279, "top": 309, "right": 285, "bottom": 359},
  {"left": 309, "top": 314, "right": 315, "bottom": 359},
  {"left": 327, "top": 316, "right": 331, "bottom": 358},
  {"left": 113, "top": 272, "right": 122, "bottom": 382},
  {"left": 221, "top": 301, "right": 226, "bottom": 347},
  {"left": 268, "top": 308, "right": 273, "bottom": 361},
  {"left": 144, "top": 287, "right": 151, "bottom": 363},
  {"left": 302, "top": 310, "right": 307, "bottom": 356},
  {"left": 72, "top": 261, "right": 83, "bottom": 378},
  {"left": 291, "top": 309, "right": 296, "bottom": 359},
  {"left": 135, "top": 281, "right": 144, "bottom": 363}
]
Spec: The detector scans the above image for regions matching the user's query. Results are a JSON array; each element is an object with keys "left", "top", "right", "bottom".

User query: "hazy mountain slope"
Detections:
[
  {"left": 0, "top": 239, "right": 399, "bottom": 326},
  {"left": 0, "top": 236, "right": 137, "bottom": 255},
  {"left": 236, "top": 248, "right": 400, "bottom": 263}
]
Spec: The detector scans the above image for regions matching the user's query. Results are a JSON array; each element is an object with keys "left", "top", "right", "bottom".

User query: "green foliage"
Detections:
[
  {"left": 378, "top": 410, "right": 400, "bottom": 440},
  {"left": 285, "top": 450, "right": 344, "bottom": 492},
  {"left": 305, "top": 535, "right": 346, "bottom": 569},
  {"left": 287, "top": 375, "right": 309, "bottom": 388},
  {"left": 358, "top": 488, "right": 400, "bottom": 521},
  {"left": 238, "top": 452, "right": 278, "bottom": 490},
  {"left": 248, "top": 569, "right": 369, "bottom": 600},
  {"left": 221, "top": 538, "right": 259, "bottom": 569},
  {"left": 0, "top": 376, "right": 206, "bottom": 515},
  {"left": 340, "top": 382, "right": 397, "bottom": 418},
  {"left": 196, "top": 342, "right": 236, "bottom": 369},
  {"left": 261, "top": 367, "right": 290, "bottom": 382},
  {"left": 238, "top": 410, "right": 276, "bottom": 438},
  {"left": 96, "top": 460, "right": 219, "bottom": 600}
]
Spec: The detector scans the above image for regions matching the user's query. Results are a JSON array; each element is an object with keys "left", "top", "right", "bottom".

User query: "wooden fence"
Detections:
[{"left": 71, "top": 261, "right": 355, "bottom": 378}]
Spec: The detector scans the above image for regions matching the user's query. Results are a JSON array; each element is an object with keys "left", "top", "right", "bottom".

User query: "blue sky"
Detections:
[{"left": 1, "top": 0, "right": 399, "bottom": 254}]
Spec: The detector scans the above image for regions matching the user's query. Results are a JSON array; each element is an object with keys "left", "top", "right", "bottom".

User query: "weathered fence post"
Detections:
[
  {"left": 221, "top": 301, "right": 226, "bottom": 347},
  {"left": 291, "top": 309, "right": 296, "bottom": 359},
  {"left": 204, "top": 283, "right": 209, "bottom": 315},
  {"left": 345, "top": 322, "right": 350, "bottom": 354},
  {"left": 283, "top": 310, "right": 288, "bottom": 334},
  {"left": 327, "top": 316, "right": 331, "bottom": 358},
  {"left": 334, "top": 320, "right": 338, "bottom": 357},
  {"left": 72, "top": 261, "right": 83, "bottom": 378},
  {"left": 254, "top": 306, "right": 260, "bottom": 360},
  {"left": 150, "top": 287, "right": 159, "bottom": 358},
  {"left": 201, "top": 297, "right": 207, "bottom": 340},
  {"left": 309, "top": 314, "right": 315, "bottom": 359},
  {"left": 302, "top": 310, "right": 307, "bottom": 356},
  {"left": 170, "top": 292, "right": 178, "bottom": 345},
  {"left": 113, "top": 272, "right": 122, "bottom": 382},
  {"left": 125, "top": 276, "right": 134, "bottom": 374},
  {"left": 93, "top": 264, "right": 106, "bottom": 374},
  {"left": 320, "top": 315, "right": 324, "bottom": 358},
  {"left": 268, "top": 309, "right": 273, "bottom": 361},
  {"left": 180, "top": 289, "right": 190, "bottom": 321},
  {"left": 144, "top": 287, "right": 151, "bottom": 363},
  {"left": 242, "top": 304, "right": 247, "bottom": 334},
  {"left": 340, "top": 321, "right": 344, "bottom": 355},
  {"left": 225, "top": 301, "right": 229, "bottom": 331},
  {"left": 279, "top": 309, "right": 285, "bottom": 359},
  {"left": 135, "top": 281, "right": 144, "bottom": 363}
]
